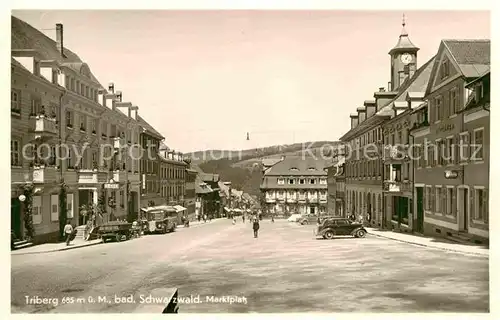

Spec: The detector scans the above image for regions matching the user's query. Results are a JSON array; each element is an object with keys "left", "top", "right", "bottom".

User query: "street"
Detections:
[{"left": 11, "top": 219, "right": 489, "bottom": 313}]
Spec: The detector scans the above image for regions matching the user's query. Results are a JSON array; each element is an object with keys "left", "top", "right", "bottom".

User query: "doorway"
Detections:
[
  {"left": 416, "top": 187, "right": 424, "bottom": 233},
  {"left": 11, "top": 198, "right": 22, "bottom": 240},
  {"left": 459, "top": 188, "right": 469, "bottom": 232}
]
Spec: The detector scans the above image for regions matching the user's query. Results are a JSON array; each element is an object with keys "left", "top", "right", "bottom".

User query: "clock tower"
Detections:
[{"left": 389, "top": 15, "right": 419, "bottom": 91}]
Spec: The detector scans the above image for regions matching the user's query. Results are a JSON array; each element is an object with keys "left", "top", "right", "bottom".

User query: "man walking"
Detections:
[
  {"left": 64, "top": 220, "right": 74, "bottom": 246},
  {"left": 252, "top": 215, "right": 260, "bottom": 238}
]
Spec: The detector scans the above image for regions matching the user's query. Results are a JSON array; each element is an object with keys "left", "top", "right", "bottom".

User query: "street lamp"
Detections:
[{"left": 18, "top": 194, "right": 26, "bottom": 202}]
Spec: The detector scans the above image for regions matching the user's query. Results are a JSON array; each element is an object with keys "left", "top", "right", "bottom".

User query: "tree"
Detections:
[
  {"left": 59, "top": 180, "right": 68, "bottom": 240},
  {"left": 22, "top": 183, "right": 35, "bottom": 240}
]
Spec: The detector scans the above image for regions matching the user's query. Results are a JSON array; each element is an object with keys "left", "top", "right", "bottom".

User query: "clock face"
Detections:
[{"left": 400, "top": 53, "right": 413, "bottom": 65}]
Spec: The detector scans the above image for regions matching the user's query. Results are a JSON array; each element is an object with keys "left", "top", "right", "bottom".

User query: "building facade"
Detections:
[
  {"left": 411, "top": 40, "right": 490, "bottom": 243},
  {"left": 158, "top": 148, "right": 188, "bottom": 208},
  {"left": 184, "top": 160, "right": 198, "bottom": 219},
  {"left": 11, "top": 17, "right": 142, "bottom": 243},
  {"left": 260, "top": 156, "right": 328, "bottom": 217}
]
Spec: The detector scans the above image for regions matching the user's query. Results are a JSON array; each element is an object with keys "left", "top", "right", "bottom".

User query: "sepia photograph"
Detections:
[{"left": 9, "top": 7, "right": 490, "bottom": 314}]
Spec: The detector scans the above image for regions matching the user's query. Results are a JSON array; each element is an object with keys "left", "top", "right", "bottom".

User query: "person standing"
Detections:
[
  {"left": 64, "top": 220, "right": 73, "bottom": 246},
  {"left": 252, "top": 216, "right": 260, "bottom": 238}
]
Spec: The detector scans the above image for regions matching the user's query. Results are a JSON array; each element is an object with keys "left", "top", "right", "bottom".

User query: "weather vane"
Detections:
[
  {"left": 246, "top": 132, "right": 250, "bottom": 141},
  {"left": 402, "top": 13, "right": 406, "bottom": 28}
]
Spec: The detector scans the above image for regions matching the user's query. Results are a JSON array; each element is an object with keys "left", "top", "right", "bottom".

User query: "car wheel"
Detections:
[
  {"left": 301, "top": 220, "right": 308, "bottom": 225},
  {"left": 324, "top": 231, "right": 334, "bottom": 239},
  {"left": 356, "top": 229, "right": 367, "bottom": 238}
]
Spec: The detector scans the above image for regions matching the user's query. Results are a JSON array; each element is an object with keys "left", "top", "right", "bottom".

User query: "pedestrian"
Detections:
[
  {"left": 203, "top": 214, "right": 207, "bottom": 223},
  {"left": 252, "top": 216, "right": 260, "bottom": 238},
  {"left": 64, "top": 220, "right": 73, "bottom": 246},
  {"left": 271, "top": 215, "right": 274, "bottom": 223},
  {"left": 242, "top": 215, "right": 245, "bottom": 223},
  {"left": 350, "top": 213, "right": 356, "bottom": 222}
]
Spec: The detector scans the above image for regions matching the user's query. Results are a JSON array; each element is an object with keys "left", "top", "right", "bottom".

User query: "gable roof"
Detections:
[
  {"left": 376, "top": 56, "right": 436, "bottom": 117},
  {"left": 442, "top": 39, "right": 490, "bottom": 78},
  {"left": 137, "top": 115, "right": 164, "bottom": 140},
  {"left": 11, "top": 15, "right": 103, "bottom": 87},
  {"left": 264, "top": 156, "right": 327, "bottom": 176},
  {"left": 262, "top": 158, "right": 283, "bottom": 167}
]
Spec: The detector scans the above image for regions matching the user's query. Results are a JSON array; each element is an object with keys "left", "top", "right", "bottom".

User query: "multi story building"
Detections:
[
  {"left": 378, "top": 56, "right": 435, "bottom": 232},
  {"left": 158, "top": 146, "right": 188, "bottom": 207},
  {"left": 411, "top": 39, "right": 490, "bottom": 243},
  {"left": 325, "top": 144, "right": 346, "bottom": 216},
  {"left": 341, "top": 21, "right": 423, "bottom": 228},
  {"left": 11, "top": 17, "right": 142, "bottom": 243},
  {"left": 138, "top": 118, "right": 164, "bottom": 211},
  {"left": 260, "top": 156, "right": 328, "bottom": 217},
  {"left": 184, "top": 159, "right": 198, "bottom": 220}
]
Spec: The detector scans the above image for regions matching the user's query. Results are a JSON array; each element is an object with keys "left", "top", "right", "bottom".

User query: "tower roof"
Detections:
[{"left": 389, "top": 14, "right": 419, "bottom": 55}]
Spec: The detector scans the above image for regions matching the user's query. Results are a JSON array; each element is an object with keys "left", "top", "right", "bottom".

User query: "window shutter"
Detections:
[
  {"left": 483, "top": 190, "right": 489, "bottom": 224},
  {"left": 33, "top": 196, "right": 42, "bottom": 225},
  {"left": 452, "top": 187, "right": 457, "bottom": 217},
  {"left": 470, "top": 190, "right": 475, "bottom": 220},
  {"left": 51, "top": 194, "right": 59, "bottom": 221},
  {"left": 67, "top": 194, "right": 74, "bottom": 218}
]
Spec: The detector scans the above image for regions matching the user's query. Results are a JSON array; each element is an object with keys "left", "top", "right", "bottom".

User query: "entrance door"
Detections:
[
  {"left": 11, "top": 198, "right": 22, "bottom": 240},
  {"left": 416, "top": 187, "right": 424, "bottom": 233}
]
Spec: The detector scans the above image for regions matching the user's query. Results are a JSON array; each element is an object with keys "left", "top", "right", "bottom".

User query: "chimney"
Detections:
[
  {"left": 388, "top": 82, "right": 392, "bottom": 91},
  {"left": 364, "top": 100, "right": 377, "bottom": 117},
  {"left": 349, "top": 114, "right": 359, "bottom": 129},
  {"left": 357, "top": 107, "right": 366, "bottom": 123},
  {"left": 56, "top": 23, "right": 64, "bottom": 57},
  {"left": 379, "top": 87, "right": 385, "bottom": 92}
]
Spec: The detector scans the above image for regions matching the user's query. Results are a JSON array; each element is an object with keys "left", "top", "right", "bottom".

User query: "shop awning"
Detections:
[
  {"left": 233, "top": 208, "right": 242, "bottom": 213},
  {"left": 224, "top": 207, "right": 231, "bottom": 212},
  {"left": 173, "top": 205, "right": 187, "bottom": 212}
]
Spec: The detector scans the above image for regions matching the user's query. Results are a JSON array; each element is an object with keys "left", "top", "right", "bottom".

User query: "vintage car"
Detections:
[
  {"left": 299, "top": 214, "right": 335, "bottom": 225},
  {"left": 315, "top": 218, "right": 367, "bottom": 239},
  {"left": 99, "top": 221, "right": 133, "bottom": 242}
]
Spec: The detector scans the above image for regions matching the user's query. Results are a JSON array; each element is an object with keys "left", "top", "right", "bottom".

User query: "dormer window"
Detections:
[
  {"left": 290, "top": 167, "right": 299, "bottom": 171},
  {"left": 440, "top": 60, "right": 450, "bottom": 79},
  {"left": 299, "top": 178, "right": 305, "bottom": 185},
  {"left": 307, "top": 167, "right": 316, "bottom": 171},
  {"left": 309, "top": 179, "right": 316, "bottom": 184},
  {"left": 319, "top": 178, "right": 327, "bottom": 185},
  {"left": 288, "top": 178, "right": 295, "bottom": 185},
  {"left": 475, "top": 83, "right": 484, "bottom": 101},
  {"left": 277, "top": 178, "right": 285, "bottom": 185}
]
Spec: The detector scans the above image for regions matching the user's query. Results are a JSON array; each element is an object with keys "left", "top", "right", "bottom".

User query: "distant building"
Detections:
[{"left": 260, "top": 156, "right": 328, "bottom": 217}]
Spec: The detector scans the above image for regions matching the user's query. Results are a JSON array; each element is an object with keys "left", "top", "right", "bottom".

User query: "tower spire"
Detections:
[{"left": 400, "top": 13, "right": 408, "bottom": 36}]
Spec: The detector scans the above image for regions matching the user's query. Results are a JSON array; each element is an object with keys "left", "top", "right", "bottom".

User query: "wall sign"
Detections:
[{"left": 437, "top": 123, "right": 455, "bottom": 134}]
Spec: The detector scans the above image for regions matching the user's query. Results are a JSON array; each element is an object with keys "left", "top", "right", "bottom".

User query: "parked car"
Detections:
[
  {"left": 287, "top": 214, "right": 302, "bottom": 222},
  {"left": 314, "top": 218, "right": 367, "bottom": 239},
  {"left": 297, "top": 213, "right": 318, "bottom": 225}
]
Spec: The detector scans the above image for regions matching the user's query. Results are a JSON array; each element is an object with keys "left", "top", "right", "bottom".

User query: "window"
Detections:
[
  {"left": 11, "top": 90, "right": 20, "bottom": 113},
  {"left": 290, "top": 167, "right": 298, "bottom": 171},
  {"left": 101, "top": 121, "right": 107, "bottom": 137},
  {"left": 70, "top": 78, "right": 75, "bottom": 91},
  {"left": 309, "top": 179, "right": 316, "bottom": 184},
  {"left": 32, "top": 196, "right": 42, "bottom": 224},
  {"left": 459, "top": 132, "right": 470, "bottom": 163},
  {"left": 319, "top": 178, "right": 327, "bottom": 185},
  {"left": 31, "top": 98, "right": 41, "bottom": 116},
  {"left": 436, "top": 139, "right": 444, "bottom": 166},
  {"left": 67, "top": 147, "right": 74, "bottom": 169},
  {"left": 450, "top": 88, "right": 459, "bottom": 114},
  {"left": 474, "top": 188, "right": 487, "bottom": 221},
  {"left": 472, "top": 128, "right": 484, "bottom": 161},
  {"left": 425, "top": 186, "right": 433, "bottom": 211},
  {"left": 277, "top": 178, "right": 285, "bottom": 185},
  {"left": 80, "top": 114, "right": 87, "bottom": 131},
  {"left": 52, "top": 69, "right": 59, "bottom": 84},
  {"left": 66, "top": 110, "right": 73, "bottom": 128},
  {"left": 11, "top": 139, "right": 21, "bottom": 166},
  {"left": 51, "top": 194, "right": 59, "bottom": 221},
  {"left": 310, "top": 207, "right": 316, "bottom": 214},
  {"left": 446, "top": 187, "right": 455, "bottom": 216},
  {"left": 434, "top": 96, "right": 442, "bottom": 122},
  {"left": 91, "top": 119, "right": 97, "bottom": 134},
  {"left": 440, "top": 60, "right": 450, "bottom": 79},
  {"left": 81, "top": 83, "right": 85, "bottom": 96},
  {"left": 67, "top": 194, "right": 74, "bottom": 218},
  {"left": 288, "top": 178, "right": 295, "bottom": 185}
]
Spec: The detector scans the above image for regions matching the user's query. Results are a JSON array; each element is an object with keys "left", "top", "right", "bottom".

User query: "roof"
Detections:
[
  {"left": 199, "top": 173, "right": 220, "bottom": 182},
  {"left": 195, "top": 176, "right": 213, "bottom": 194},
  {"left": 11, "top": 16, "right": 103, "bottom": 88},
  {"left": 389, "top": 25, "right": 419, "bottom": 54},
  {"left": 263, "top": 156, "right": 328, "bottom": 176},
  {"left": 262, "top": 158, "right": 283, "bottom": 167},
  {"left": 466, "top": 69, "right": 490, "bottom": 87},
  {"left": 159, "top": 142, "right": 169, "bottom": 151},
  {"left": 442, "top": 39, "right": 490, "bottom": 78},
  {"left": 376, "top": 56, "right": 436, "bottom": 117},
  {"left": 137, "top": 115, "right": 164, "bottom": 140}
]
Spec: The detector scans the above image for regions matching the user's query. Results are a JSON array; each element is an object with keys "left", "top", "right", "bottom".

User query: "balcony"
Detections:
[
  {"left": 298, "top": 197, "right": 306, "bottom": 203},
  {"left": 29, "top": 115, "right": 57, "bottom": 140},
  {"left": 32, "top": 166, "right": 57, "bottom": 184},
  {"left": 309, "top": 197, "right": 319, "bottom": 203},
  {"left": 77, "top": 169, "right": 107, "bottom": 184},
  {"left": 383, "top": 145, "right": 409, "bottom": 164},
  {"left": 286, "top": 197, "right": 296, "bottom": 203},
  {"left": 383, "top": 180, "right": 412, "bottom": 194},
  {"left": 112, "top": 170, "right": 126, "bottom": 182},
  {"left": 128, "top": 172, "right": 140, "bottom": 183},
  {"left": 319, "top": 197, "right": 327, "bottom": 203}
]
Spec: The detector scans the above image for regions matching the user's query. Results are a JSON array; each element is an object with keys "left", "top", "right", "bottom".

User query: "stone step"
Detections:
[
  {"left": 13, "top": 241, "right": 34, "bottom": 250},
  {"left": 13, "top": 240, "right": 28, "bottom": 246}
]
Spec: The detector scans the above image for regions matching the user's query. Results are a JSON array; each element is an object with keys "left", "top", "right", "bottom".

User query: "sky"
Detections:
[{"left": 12, "top": 10, "right": 490, "bottom": 152}]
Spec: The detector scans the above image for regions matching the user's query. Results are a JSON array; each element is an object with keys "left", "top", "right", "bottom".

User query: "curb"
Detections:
[
  {"left": 11, "top": 240, "right": 103, "bottom": 256},
  {"left": 368, "top": 231, "right": 488, "bottom": 257}
]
